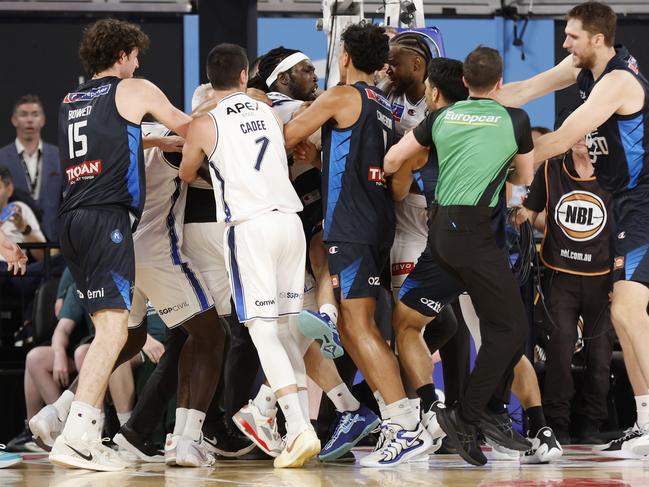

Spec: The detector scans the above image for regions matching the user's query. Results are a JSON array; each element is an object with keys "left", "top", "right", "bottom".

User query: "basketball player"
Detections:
[
  {"left": 235, "top": 47, "right": 379, "bottom": 462},
  {"left": 284, "top": 23, "right": 433, "bottom": 467},
  {"left": 496, "top": 1, "right": 649, "bottom": 458},
  {"left": 38, "top": 19, "right": 194, "bottom": 472},
  {"left": 179, "top": 43, "right": 320, "bottom": 468}
]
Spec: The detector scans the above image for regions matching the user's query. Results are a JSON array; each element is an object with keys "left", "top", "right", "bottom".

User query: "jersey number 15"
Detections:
[{"left": 68, "top": 121, "right": 88, "bottom": 159}]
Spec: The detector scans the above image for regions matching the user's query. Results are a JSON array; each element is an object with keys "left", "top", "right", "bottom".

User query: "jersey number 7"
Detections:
[{"left": 254, "top": 136, "right": 269, "bottom": 171}]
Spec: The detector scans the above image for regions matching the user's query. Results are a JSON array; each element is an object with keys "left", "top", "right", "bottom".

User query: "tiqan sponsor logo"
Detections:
[
  {"left": 158, "top": 302, "right": 189, "bottom": 315},
  {"left": 66, "top": 160, "right": 102, "bottom": 184}
]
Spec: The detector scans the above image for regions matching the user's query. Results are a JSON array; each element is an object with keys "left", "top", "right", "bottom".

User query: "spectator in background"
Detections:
[
  {"left": 0, "top": 165, "right": 46, "bottom": 262},
  {"left": 0, "top": 228, "right": 27, "bottom": 275},
  {"left": 531, "top": 126, "right": 551, "bottom": 172},
  {"left": 0, "top": 95, "right": 61, "bottom": 242}
]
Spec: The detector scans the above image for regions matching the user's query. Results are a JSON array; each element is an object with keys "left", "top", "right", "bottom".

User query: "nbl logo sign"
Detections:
[{"left": 554, "top": 190, "right": 607, "bottom": 242}]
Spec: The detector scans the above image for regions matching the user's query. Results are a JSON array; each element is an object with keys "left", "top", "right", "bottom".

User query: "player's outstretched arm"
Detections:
[
  {"left": 179, "top": 115, "right": 215, "bottom": 183},
  {"left": 495, "top": 55, "right": 579, "bottom": 108},
  {"left": 284, "top": 86, "right": 350, "bottom": 148},
  {"left": 509, "top": 150, "right": 535, "bottom": 187},
  {"left": 384, "top": 131, "right": 427, "bottom": 176},
  {"left": 533, "top": 71, "right": 629, "bottom": 162},
  {"left": 390, "top": 152, "right": 427, "bottom": 201},
  {"left": 116, "top": 78, "right": 192, "bottom": 137}
]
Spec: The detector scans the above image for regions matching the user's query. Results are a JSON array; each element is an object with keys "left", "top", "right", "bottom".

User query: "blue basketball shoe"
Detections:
[
  {"left": 0, "top": 446, "right": 22, "bottom": 469},
  {"left": 297, "top": 310, "right": 344, "bottom": 359},
  {"left": 319, "top": 404, "right": 380, "bottom": 461}
]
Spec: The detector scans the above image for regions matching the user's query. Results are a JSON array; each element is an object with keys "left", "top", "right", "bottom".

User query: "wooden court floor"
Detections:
[{"left": 6, "top": 446, "right": 649, "bottom": 487}]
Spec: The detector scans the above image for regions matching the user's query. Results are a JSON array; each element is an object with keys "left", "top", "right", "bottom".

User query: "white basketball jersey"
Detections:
[
  {"left": 386, "top": 89, "right": 428, "bottom": 138},
  {"left": 134, "top": 122, "right": 187, "bottom": 266},
  {"left": 207, "top": 92, "right": 302, "bottom": 224}
]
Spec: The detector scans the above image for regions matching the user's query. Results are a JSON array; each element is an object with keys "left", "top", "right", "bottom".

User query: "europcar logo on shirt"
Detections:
[
  {"left": 443, "top": 110, "right": 502, "bottom": 125},
  {"left": 554, "top": 190, "right": 607, "bottom": 241}
]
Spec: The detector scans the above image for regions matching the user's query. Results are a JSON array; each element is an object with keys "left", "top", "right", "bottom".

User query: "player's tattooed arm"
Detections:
[{"left": 179, "top": 115, "right": 215, "bottom": 183}]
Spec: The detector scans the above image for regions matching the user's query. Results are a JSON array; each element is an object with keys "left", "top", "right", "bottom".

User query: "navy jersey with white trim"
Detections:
[
  {"left": 577, "top": 46, "right": 649, "bottom": 195},
  {"left": 58, "top": 76, "right": 145, "bottom": 225},
  {"left": 321, "top": 82, "right": 396, "bottom": 245}
]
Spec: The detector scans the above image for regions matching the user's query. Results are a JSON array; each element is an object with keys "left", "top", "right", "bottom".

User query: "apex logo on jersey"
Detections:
[
  {"left": 365, "top": 88, "right": 392, "bottom": 111},
  {"left": 63, "top": 84, "right": 111, "bottom": 103},
  {"left": 66, "top": 160, "right": 102, "bottom": 184},
  {"left": 368, "top": 167, "right": 386, "bottom": 186},
  {"left": 554, "top": 190, "right": 607, "bottom": 242},
  {"left": 392, "top": 262, "right": 414, "bottom": 276},
  {"left": 391, "top": 103, "right": 405, "bottom": 122}
]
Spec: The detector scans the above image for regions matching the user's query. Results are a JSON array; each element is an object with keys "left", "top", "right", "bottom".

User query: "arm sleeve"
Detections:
[
  {"left": 523, "top": 164, "right": 547, "bottom": 212},
  {"left": 506, "top": 107, "right": 534, "bottom": 154}
]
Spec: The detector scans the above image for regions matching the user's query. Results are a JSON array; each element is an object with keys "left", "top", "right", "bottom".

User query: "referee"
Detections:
[{"left": 385, "top": 46, "right": 534, "bottom": 466}]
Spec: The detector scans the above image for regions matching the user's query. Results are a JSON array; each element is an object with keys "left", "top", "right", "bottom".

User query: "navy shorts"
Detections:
[
  {"left": 59, "top": 206, "right": 135, "bottom": 314},
  {"left": 327, "top": 242, "right": 390, "bottom": 300},
  {"left": 612, "top": 190, "right": 649, "bottom": 286},
  {"left": 399, "top": 245, "right": 465, "bottom": 317}
]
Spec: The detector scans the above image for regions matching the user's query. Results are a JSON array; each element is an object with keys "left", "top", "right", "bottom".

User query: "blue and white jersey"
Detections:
[
  {"left": 133, "top": 122, "right": 187, "bottom": 266},
  {"left": 206, "top": 92, "right": 302, "bottom": 224}
]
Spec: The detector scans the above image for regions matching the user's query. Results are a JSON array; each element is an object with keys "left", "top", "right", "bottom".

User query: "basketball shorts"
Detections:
[
  {"left": 182, "top": 222, "right": 232, "bottom": 316},
  {"left": 59, "top": 206, "right": 134, "bottom": 315},
  {"left": 293, "top": 167, "right": 323, "bottom": 245},
  {"left": 327, "top": 242, "right": 391, "bottom": 301},
  {"left": 224, "top": 212, "right": 306, "bottom": 322},
  {"left": 128, "top": 262, "right": 213, "bottom": 329},
  {"left": 612, "top": 189, "right": 649, "bottom": 286},
  {"left": 399, "top": 245, "right": 465, "bottom": 318}
]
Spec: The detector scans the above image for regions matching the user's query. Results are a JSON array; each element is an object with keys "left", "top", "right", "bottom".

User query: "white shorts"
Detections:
[
  {"left": 302, "top": 271, "right": 317, "bottom": 312},
  {"left": 391, "top": 194, "right": 428, "bottom": 298},
  {"left": 129, "top": 263, "right": 214, "bottom": 329},
  {"left": 224, "top": 212, "right": 306, "bottom": 322},
  {"left": 182, "top": 222, "right": 232, "bottom": 316}
]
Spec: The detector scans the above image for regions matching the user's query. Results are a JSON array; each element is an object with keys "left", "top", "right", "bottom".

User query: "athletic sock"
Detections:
[
  {"left": 173, "top": 408, "right": 188, "bottom": 436},
  {"left": 298, "top": 389, "right": 311, "bottom": 425},
  {"left": 409, "top": 398, "right": 421, "bottom": 418},
  {"left": 184, "top": 409, "right": 206, "bottom": 442},
  {"left": 52, "top": 389, "right": 75, "bottom": 421},
  {"left": 319, "top": 303, "right": 338, "bottom": 324},
  {"left": 253, "top": 384, "right": 277, "bottom": 416},
  {"left": 327, "top": 383, "right": 361, "bottom": 412},
  {"left": 416, "top": 383, "right": 439, "bottom": 412},
  {"left": 62, "top": 401, "right": 102, "bottom": 441},
  {"left": 116, "top": 411, "right": 132, "bottom": 427},
  {"left": 636, "top": 394, "right": 649, "bottom": 429},
  {"left": 373, "top": 391, "right": 389, "bottom": 420},
  {"left": 525, "top": 406, "right": 547, "bottom": 437},
  {"left": 386, "top": 398, "right": 418, "bottom": 431},
  {"left": 278, "top": 392, "right": 309, "bottom": 442}
]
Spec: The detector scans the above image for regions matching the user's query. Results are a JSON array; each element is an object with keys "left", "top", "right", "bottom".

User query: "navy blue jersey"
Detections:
[
  {"left": 412, "top": 150, "right": 439, "bottom": 206},
  {"left": 577, "top": 46, "right": 649, "bottom": 195},
  {"left": 321, "top": 82, "right": 395, "bottom": 245},
  {"left": 58, "top": 76, "right": 145, "bottom": 223}
]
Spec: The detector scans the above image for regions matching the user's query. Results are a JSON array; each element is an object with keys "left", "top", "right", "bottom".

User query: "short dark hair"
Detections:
[
  {"left": 0, "top": 166, "right": 13, "bottom": 185},
  {"left": 247, "top": 46, "right": 300, "bottom": 92},
  {"left": 463, "top": 46, "right": 503, "bottom": 91},
  {"left": 13, "top": 94, "right": 44, "bottom": 115},
  {"left": 568, "top": 1, "right": 616, "bottom": 47},
  {"left": 206, "top": 43, "right": 249, "bottom": 90},
  {"left": 427, "top": 58, "right": 468, "bottom": 103},
  {"left": 531, "top": 126, "right": 551, "bottom": 135},
  {"left": 341, "top": 22, "right": 389, "bottom": 74},
  {"left": 79, "top": 19, "right": 150, "bottom": 76}
]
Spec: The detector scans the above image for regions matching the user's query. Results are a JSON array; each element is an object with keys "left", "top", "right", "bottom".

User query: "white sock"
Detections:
[
  {"left": 116, "top": 411, "right": 132, "bottom": 427},
  {"left": 327, "top": 383, "right": 360, "bottom": 412},
  {"left": 184, "top": 409, "right": 206, "bottom": 442},
  {"left": 62, "top": 401, "right": 102, "bottom": 441},
  {"left": 319, "top": 303, "right": 338, "bottom": 324},
  {"left": 277, "top": 392, "right": 309, "bottom": 440},
  {"left": 374, "top": 390, "right": 389, "bottom": 420},
  {"left": 409, "top": 398, "right": 421, "bottom": 419},
  {"left": 97, "top": 411, "right": 105, "bottom": 438},
  {"left": 52, "top": 389, "right": 75, "bottom": 421},
  {"left": 636, "top": 394, "right": 649, "bottom": 429},
  {"left": 253, "top": 384, "right": 277, "bottom": 416},
  {"left": 386, "top": 398, "right": 418, "bottom": 430},
  {"left": 173, "top": 408, "right": 188, "bottom": 436},
  {"left": 298, "top": 389, "right": 312, "bottom": 426}
]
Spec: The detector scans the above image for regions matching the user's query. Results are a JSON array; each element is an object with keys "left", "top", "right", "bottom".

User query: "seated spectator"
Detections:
[{"left": 0, "top": 94, "right": 61, "bottom": 242}]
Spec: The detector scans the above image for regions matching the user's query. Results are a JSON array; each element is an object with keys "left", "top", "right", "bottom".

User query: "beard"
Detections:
[
  {"left": 573, "top": 50, "right": 596, "bottom": 70},
  {"left": 288, "top": 77, "right": 316, "bottom": 102}
]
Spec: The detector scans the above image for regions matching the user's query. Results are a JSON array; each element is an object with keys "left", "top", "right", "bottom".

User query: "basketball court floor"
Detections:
[{"left": 7, "top": 446, "right": 649, "bottom": 487}]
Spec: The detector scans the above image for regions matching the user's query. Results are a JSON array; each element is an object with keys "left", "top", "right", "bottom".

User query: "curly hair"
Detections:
[
  {"left": 341, "top": 22, "right": 389, "bottom": 74},
  {"left": 79, "top": 19, "right": 150, "bottom": 76},
  {"left": 247, "top": 47, "right": 300, "bottom": 92}
]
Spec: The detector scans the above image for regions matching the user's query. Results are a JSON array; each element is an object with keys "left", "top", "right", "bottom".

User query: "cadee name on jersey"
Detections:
[{"left": 240, "top": 120, "right": 267, "bottom": 134}]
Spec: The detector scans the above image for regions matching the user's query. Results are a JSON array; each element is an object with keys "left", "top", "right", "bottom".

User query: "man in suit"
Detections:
[{"left": 0, "top": 94, "right": 61, "bottom": 241}]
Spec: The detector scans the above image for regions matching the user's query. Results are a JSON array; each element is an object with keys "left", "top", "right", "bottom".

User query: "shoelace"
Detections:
[
  {"left": 616, "top": 426, "right": 643, "bottom": 443},
  {"left": 326, "top": 412, "right": 356, "bottom": 447}
]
